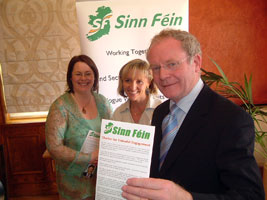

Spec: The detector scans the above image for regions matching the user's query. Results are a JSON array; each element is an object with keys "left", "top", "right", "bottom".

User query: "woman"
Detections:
[
  {"left": 112, "top": 59, "right": 162, "bottom": 125},
  {"left": 45, "top": 55, "right": 112, "bottom": 200}
]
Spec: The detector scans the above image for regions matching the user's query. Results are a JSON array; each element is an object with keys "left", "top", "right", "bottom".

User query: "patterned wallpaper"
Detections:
[{"left": 0, "top": 0, "right": 81, "bottom": 113}]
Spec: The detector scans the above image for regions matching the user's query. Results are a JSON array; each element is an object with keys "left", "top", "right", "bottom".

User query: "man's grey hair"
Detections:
[{"left": 147, "top": 29, "right": 202, "bottom": 62}]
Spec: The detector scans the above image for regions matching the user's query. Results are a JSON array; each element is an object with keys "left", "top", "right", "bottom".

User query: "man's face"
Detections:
[{"left": 147, "top": 37, "right": 201, "bottom": 103}]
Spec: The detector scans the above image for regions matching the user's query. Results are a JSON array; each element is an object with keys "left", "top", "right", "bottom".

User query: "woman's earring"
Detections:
[{"left": 145, "top": 88, "right": 150, "bottom": 95}]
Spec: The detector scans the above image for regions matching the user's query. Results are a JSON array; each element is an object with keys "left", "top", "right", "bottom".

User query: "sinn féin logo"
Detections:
[
  {"left": 104, "top": 122, "right": 113, "bottom": 134},
  {"left": 86, "top": 6, "right": 112, "bottom": 41}
]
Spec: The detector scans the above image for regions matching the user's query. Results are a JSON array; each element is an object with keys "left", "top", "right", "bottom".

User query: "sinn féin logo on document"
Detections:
[
  {"left": 104, "top": 122, "right": 114, "bottom": 134},
  {"left": 86, "top": 6, "right": 112, "bottom": 41}
]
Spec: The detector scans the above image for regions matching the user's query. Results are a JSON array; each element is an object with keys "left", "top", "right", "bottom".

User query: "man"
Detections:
[{"left": 121, "top": 29, "right": 265, "bottom": 200}]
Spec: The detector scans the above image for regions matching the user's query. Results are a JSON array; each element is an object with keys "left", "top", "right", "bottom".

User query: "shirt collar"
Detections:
[
  {"left": 120, "top": 95, "right": 157, "bottom": 112},
  {"left": 170, "top": 79, "right": 204, "bottom": 113},
  {"left": 120, "top": 99, "right": 131, "bottom": 112}
]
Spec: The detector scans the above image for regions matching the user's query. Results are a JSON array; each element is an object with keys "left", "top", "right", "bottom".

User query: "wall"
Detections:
[
  {"left": 0, "top": 0, "right": 81, "bottom": 113},
  {"left": 190, "top": 0, "right": 267, "bottom": 105},
  {"left": 0, "top": 0, "right": 78, "bottom": 197}
]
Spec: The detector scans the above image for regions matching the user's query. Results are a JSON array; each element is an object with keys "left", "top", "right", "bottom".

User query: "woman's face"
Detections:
[
  {"left": 122, "top": 69, "right": 150, "bottom": 103},
  {"left": 71, "top": 61, "right": 95, "bottom": 94}
]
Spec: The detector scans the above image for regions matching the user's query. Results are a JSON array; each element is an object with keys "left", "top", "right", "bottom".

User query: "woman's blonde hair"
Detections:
[{"left": 118, "top": 59, "right": 158, "bottom": 97}]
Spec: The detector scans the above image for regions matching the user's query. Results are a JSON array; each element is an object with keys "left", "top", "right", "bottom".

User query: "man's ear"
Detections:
[{"left": 193, "top": 54, "right": 202, "bottom": 73}]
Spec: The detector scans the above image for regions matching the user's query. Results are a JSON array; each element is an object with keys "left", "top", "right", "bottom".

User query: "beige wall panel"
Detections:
[{"left": 0, "top": 0, "right": 81, "bottom": 114}]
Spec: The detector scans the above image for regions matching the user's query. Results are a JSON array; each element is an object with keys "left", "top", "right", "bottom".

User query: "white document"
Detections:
[
  {"left": 96, "top": 119, "right": 155, "bottom": 200},
  {"left": 80, "top": 130, "right": 100, "bottom": 154}
]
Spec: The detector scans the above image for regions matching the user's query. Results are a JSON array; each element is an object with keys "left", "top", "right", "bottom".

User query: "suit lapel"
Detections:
[
  {"left": 160, "top": 85, "right": 212, "bottom": 174},
  {"left": 150, "top": 100, "right": 170, "bottom": 177}
]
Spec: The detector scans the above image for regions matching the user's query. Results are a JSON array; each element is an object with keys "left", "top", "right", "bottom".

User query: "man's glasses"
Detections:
[{"left": 150, "top": 56, "right": 189, "bottom": 73}]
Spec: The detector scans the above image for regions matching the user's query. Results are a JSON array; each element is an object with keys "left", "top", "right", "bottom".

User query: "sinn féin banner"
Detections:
[{"left": 76, "top": 0, "right": 188, "bottom": 109}]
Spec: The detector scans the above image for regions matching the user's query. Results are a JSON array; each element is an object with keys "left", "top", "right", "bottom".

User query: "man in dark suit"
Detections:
[{"left": 122, "top": 29, "right": 265, "bottom": 200}]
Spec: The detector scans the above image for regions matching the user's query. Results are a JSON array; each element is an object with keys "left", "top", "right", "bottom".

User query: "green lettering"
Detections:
[
  {"left": 125, "top": 130, "right": 131, "bottom": 136},
  {"left": 151, "top": 13, "right": 162, "bottom": 26},
  {"left": 129, "top": 18, "right": 138, "bottom": 27},
  {"left": 115, "top": 15, "right": 125, "bottom": 28},
  {"left": 120, "top": 128, "right": 125, "bottom": 135},
  {"left": 174, "top": 16, "right": 183, "bottom": 25},
  {"left": 151, "top": 13, "right": 183, "bottom": 27},
  {"left": 144, "top": 132, "right": 150, "bottom": 139},
  {"left": 132, "top": 129, "right": 137, "bottom": 137},
  {"left": 132, "top": 129, "right": 150, "bottom": 139},
  {"left": 161, "top": 14, "right": 170, "bottom": 26},
  {"left": 139, "top": 18, "right": 147, "bottom": 27},
  {"left": 112, "top": 126, "right": 118, "bottom": 134},
  {"left": 115, "top": 15, "right": 147, "bottom": 28},
  {"left": 136, "top": 130, "right": 142, "bottom": 138}
]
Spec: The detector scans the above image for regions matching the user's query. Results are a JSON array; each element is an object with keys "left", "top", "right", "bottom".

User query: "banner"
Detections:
[{"left": 76, "top": 0, "right": 189, "bottom": 109}]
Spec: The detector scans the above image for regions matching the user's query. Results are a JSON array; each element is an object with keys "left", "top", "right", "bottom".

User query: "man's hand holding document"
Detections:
[{"left": 96, "top": 119, "right": 155, "bottom": 199}]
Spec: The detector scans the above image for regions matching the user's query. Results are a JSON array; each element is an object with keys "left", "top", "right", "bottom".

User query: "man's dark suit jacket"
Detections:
[{"left": 151, "top": 84, "right": 265, "bottom": 199}]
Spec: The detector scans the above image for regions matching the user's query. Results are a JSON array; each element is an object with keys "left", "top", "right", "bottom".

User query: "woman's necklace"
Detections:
[
  {"left": 81, "top": 99, "right": 92, "bottom": 114},
  {"left": 82, "top": 106, "right": 87, "bottom": 114},
  {"left": 72, "top": 93, "right": 91, "bottom": 114}
]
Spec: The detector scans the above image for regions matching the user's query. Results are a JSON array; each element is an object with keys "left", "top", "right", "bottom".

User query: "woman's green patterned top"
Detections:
[{"left": 45, "top": 92, "right": 112, "bottom": 199}]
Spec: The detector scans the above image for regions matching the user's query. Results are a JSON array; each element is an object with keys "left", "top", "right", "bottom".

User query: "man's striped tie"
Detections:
[{"left": 159, "top": 104, "right": 179, "bottom": 169}]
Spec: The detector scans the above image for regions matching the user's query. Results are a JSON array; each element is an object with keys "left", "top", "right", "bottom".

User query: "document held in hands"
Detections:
[
  {"left": 96, "top": 119, "right": 155, "bottom": 200},
  {"left": 80, "top": 130, "right": 100, "bottom": 154},
  {"left": 80, "top": 130, "right": 100, "bottom": 178}
]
